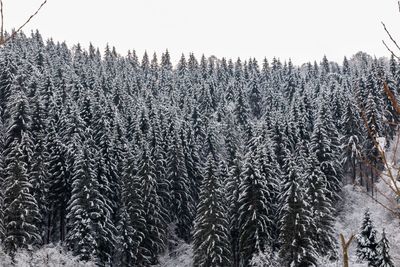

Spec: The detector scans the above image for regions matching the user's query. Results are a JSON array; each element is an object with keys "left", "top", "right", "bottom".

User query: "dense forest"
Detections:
[{"left": 0, "top": 31, "right": 398, "bottom": 267}]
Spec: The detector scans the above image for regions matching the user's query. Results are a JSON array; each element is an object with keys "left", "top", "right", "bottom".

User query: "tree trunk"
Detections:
[{"left": 340, "top": 233, "right": 354, "bottom": 267}]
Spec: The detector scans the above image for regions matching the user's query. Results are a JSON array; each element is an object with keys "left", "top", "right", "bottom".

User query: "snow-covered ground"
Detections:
[
  {"left": 157, "top": 241, "right": 193, "bottom": 267},
  {"left": 332, "top": 182, "right": 400, "bottom": 267}
]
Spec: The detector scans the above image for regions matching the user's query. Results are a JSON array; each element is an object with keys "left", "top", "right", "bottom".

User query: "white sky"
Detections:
[{"left": 4, "top": 0, "right": 400, "bottom": 65}]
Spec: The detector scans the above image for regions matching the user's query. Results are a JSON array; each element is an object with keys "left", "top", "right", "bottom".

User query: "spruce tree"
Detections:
[
  {"left": 134, "top": 143, "right": 167, "bottom": 264},
  {"left": 310, "top": 101, "right": 342, "bottom": 203},
  {"left": 0, "top": 111, "right": 5, "bottom": 242},
  {"left": 115, "top": 205, "right": 139, "bottom": 267},
  {"left": 66, "top": 140, "right": 116, "bottom": 265},
  {"left": 303, "top": 152, "right": 336, "bottom": 258},
  {"left": 356, "top": 210, "right": 378, "bottom": 265},
  {"left": 166, "top": 129, "right": 195, "bottom": 242},
  {"left": 3, "top": 90, "right": 41, "bottom": 256},
  {"left": 122, "top": 149, "right": 148, "bottom": 266},
  {"left": 192, "top": 153, "right": 232, "bottom": 267},
  {"left": 375, "top": 229, "right": 394, "bottom": 267},
  {"left": 237, "top": 134, "right": 274, "bottom": 266},
  {"left": 278, "top": 151, "right": 318, "bottom": 267}
]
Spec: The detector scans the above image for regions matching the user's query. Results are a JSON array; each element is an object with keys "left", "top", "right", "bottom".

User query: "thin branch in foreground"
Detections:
[
  {"left": 0, "top": 0, "right": 47, "bottom": 45},
  {"left": 383, "top": 81, "right": 400, "bottom": 114},
  {"left": 382, "top": 21, "right": 400, "bottom": 52},
  {"left": 382, "top": 40, "right": 400, "bottom": 61},
  {"left": 355, "top": 184, "right": 400, "bottom": 219}
]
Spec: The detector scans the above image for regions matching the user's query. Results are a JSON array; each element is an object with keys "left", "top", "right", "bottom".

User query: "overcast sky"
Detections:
[{"left": 4, "top": 0, "right": 400, "bottom": 65}]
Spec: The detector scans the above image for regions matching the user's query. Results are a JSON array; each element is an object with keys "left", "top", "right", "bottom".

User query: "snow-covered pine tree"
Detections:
[
  {"left": 356, "top": 210, "right": 378, "bottom": 265},
  {"left": 66, "top": 139, "right": 116, "bottom": 265},
  {"left": 237, "top": 132, "right": 274, "bottom": 267},
  {"left": 0, "top": 49, "right": 16, "bottom": 121},
  {"left": 166, "top": 127, "right": 195, "bottom": 242},
  {"left": 46, "top": 125, "right": 71, "bottom": 243},
  {"left": 134, "top": 143, "right": 167, "bottom": 265},
  {"left": 3, "top": 137, "right": 41, "bottom": 256},
  {"left": 192, "top": 153, "right": 232, "bottom": 267},
  {"left": 278, "top": 151, "right": 318, "bottom": 267},
  {"left": 375, "top": 229, "right": 394, "bottom": 267},
  {"left": 224, "top": 115, "right": 243, "bottom": 267},
  {"left": 363, "top": 92, "right": 382, "bottom": 193},
  {"left": 115, "top": 205, "right": 139, "bottom": 267},
  {"left": 30, "top": 94, "right": 50, "bottom": 244},
  {"left": 0, "top": 112, "right": 4, "bottom": 243},
  {"left": 302, "top": 152, "right": 336, "bottom": 258},
  {"left": 341, "top": 98, "right": 364, "bottom": 184},
  {"left": 310, "top": 99, "right": 342, "bottom": 203},
  {"left": 248, "top": 77, "right": 262, "bottom": 119},
  {"left": 3, "top": 91, "right": 41, "bottom": 255},
  {"left": 122, "top": 148, "right": 149, "bottom": 266}
]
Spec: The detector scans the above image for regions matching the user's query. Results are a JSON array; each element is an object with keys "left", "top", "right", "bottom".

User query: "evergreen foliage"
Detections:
[
  {"left": 0, "top": 32, "right": 396, "bottom": 266},
  {"left": 356, "top": 210, "right": 378, "bottom": 265},
  {"left": 375, "top": 229, "right": 394, "bottom": 267}
]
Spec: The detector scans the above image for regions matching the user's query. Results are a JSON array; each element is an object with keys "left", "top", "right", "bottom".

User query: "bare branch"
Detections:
[
  {"left": 383, "top": 81, "right": 400, "bottom": 114},
  {"left": 382, "top": 21, "right": 400, "bottom": 52},
  {"left": 1, "top": 0, "right": 47, "bottom": 45},
  {"left": 392, "top": 131, "right": 400, "bottom": 164},
  {"left": 382, "top": 40, "right": 400, "bottom": 60},
  {"left": 355, "top": 184, "right": 400, "bottom": 218}
]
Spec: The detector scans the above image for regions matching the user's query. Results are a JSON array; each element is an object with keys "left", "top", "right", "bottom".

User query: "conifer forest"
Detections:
[{"left": 0, "top": 31, "right": 399, "bottom": 267}]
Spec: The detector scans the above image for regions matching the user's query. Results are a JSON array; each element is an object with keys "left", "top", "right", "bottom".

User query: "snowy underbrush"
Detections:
[
  {"left": 156, "top": 239, "right": 193, "bottom": 267},
  {"left": 0, "top": 244, "right": 95, "bottom": 267},
  {"left": 333, "top": 182, "right": 400, "bottom": 266}
]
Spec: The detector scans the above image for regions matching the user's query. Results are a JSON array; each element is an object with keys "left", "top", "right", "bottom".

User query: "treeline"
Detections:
[{"left": 0, "top": 31, "right": 397, "bottom": 267}]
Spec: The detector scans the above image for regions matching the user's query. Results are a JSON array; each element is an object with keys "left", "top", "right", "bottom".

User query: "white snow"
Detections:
[
  {"left": 332, "top": 183, "right": 400, "bottom": 266},
  {"left": 157, "top": 241, "right": 193, "bottom": 267}
]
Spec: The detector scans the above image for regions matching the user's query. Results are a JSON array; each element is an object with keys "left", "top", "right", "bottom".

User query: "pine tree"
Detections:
[
  {"left": 30, "top": 95, "right": 49, "bottom": 244},
  {"left": 166, "top": 129, "right": 195, "bottom": 242},
  {"left": 66, "top": 140, "right": 116, "bottom": 265},
  {"left": 122, "top": 149, "right": 148, "bottom": 266},
  {"left": 192, "top": 153, "right": 232, "bottom": 267},
  {"left": 3, "top": 91, "right": 41, "bottom": 255},
  {"left": 375, "top": 229, "right": 394, "bottom": 267},
  {"left": 0, "top": 114, "right": 4, "bottom": 243},
  {"left": 278, "top": 151, "right": 318, "bottom": 267},
  {"left": 46, "top": 125, "right": 71, "bottom": 243},
  {"left": 134, "top": 143, "right": 167, "bottom": 264},
  {"left": 303, "top": 152, "right": 336, "bottom": 258},
  {"left": 0, "top": 49, "right": 16, "bottom": 121},
  {"left": 115, "top": 205, "right": 139, "bottom": 267},
  {"left": 341, "top": 99, "right": 363, "bottom": 184},
  {"left": 3, "top": 138, "right": 41, "bottom": 255},
  {"left": 225, "top": 116, "right": 243, "bottom": 267},
  {"left": 310, "top": 101, "right": 342, "bottom": 203},
  {"left": 238, "top": 134, "right": 274, "bottom": 266},
  {"left": 356, "top": 210, "right": 378, "bottom": 265}
]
